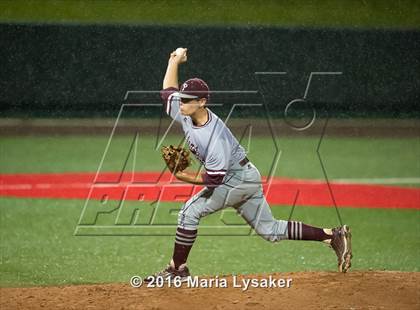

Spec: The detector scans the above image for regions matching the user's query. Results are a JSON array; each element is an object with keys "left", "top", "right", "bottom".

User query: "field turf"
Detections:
[
  {"left": 1, "top": 0, "right": 419, "bottom": 29},
  {"left": 0, "top": 134, "right": 419, "bottom": 287}
]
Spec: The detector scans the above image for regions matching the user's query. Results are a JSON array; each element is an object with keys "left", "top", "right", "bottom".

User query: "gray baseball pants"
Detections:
[{"left": 178, "top": 161, "right": 289, "bottom": 241}]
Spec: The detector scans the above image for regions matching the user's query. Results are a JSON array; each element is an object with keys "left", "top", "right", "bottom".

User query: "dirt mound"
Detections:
[{"left": 1, "top": 271, "right": 419, "bottom": 309}]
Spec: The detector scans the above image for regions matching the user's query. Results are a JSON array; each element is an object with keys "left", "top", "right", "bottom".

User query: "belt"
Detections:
[{"left": 239, "top": 157, "right": 249, "bottom": 167}]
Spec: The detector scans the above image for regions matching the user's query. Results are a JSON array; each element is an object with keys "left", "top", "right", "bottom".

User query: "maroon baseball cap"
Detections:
[{"left": 179, "top": 78, "right": 210, "bottom": 100}]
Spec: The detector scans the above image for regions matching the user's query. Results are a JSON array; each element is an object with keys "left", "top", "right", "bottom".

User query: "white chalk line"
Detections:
[
  {"left": 331, "top": 177, "right": 420, "bottom": 185},
  {"left": 0, "top": 182, "right": 193, "bottom": 190},
  {"left": 1, "top": 177, "right": 419, "bottom": 191}
]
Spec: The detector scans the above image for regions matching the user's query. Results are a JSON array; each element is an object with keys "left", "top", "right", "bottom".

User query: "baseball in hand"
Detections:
[{"left": 175, "top": 47, "right": 186, "bottom": 56}]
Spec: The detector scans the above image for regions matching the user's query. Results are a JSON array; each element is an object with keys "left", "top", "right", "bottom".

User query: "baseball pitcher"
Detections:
[{"left": 148, "top": 48, "right": 352, "bottom": 281}]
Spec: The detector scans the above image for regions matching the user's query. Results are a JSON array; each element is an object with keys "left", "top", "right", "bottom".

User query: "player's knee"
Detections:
[
  {"left": 268, "top": 234, "right": 288, "bottom": 243},
  {"left": 258, "top": 233, "right": 283, "bottom": 243},
  {"left": 177, "top": 210, "right": 200, "bottom": 227},
  {"left": 255, "top": 225, "right": 287, "bottom": 243}
]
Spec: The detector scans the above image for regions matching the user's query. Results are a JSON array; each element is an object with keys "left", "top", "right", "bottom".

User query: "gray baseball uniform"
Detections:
[{"left": 162, "top": 88, "right": 288, "bottom": 241}]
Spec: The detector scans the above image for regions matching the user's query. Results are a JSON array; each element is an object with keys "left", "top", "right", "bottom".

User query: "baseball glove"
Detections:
[{"left": 161, "top": 145, "right": 191, "bottom": 173}]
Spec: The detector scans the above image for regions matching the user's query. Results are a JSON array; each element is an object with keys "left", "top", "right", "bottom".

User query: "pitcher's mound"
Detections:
[{"left": 1, "top": 271, "right": 419, "bottom": 309}]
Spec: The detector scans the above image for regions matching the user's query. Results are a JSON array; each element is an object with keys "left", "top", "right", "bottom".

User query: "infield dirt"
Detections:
[{"left": 1, "top": 271, "right": 419, "bottom": 309}]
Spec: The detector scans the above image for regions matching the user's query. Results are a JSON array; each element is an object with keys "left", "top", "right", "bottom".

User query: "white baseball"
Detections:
[{"left": 175, "top": 47, "right": 185, "bottom": 56}]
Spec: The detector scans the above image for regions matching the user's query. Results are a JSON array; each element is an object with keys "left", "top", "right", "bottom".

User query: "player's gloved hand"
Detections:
[{"left": 161, "top": 145, "right": 191, "bottom": 173}]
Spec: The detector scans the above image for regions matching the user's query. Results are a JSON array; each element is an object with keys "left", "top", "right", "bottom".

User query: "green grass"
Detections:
[
  {"left": 1, "top": 135, "right": 419, "bottom": 182},
  {"left": 1, "top": 0, "right": 419, "bottom": 29},
  {"left": 0, "top": 134, "right": 419, "bottom": 286},
  {"left": 0, "top": 197, "right": 418, "bottom": 287}
]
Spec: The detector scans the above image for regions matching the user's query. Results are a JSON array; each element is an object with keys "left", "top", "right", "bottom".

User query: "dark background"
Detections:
[{"left": 1, "top": 23, "right": 419, "bottom": 117}]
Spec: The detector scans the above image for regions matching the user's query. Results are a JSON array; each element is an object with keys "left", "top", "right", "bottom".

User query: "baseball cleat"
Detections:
[
  {"left": 330, "top": 225, "right": 352, "bottom": 273},
  {"left": 145, "top": 261, "right": 191, "bottom": 283}
]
